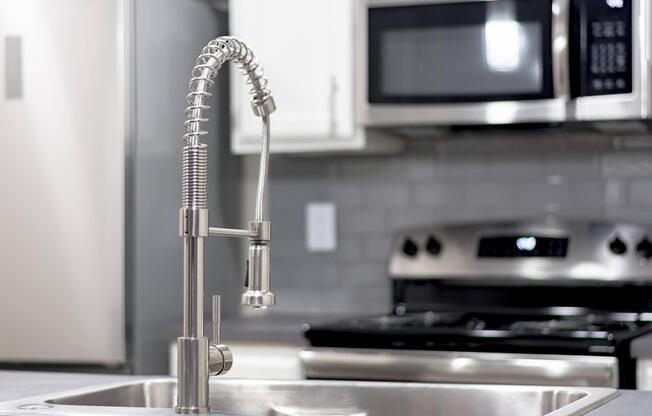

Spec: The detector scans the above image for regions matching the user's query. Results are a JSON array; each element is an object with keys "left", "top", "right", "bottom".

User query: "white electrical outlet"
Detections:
[{"left": 305, "top": 202, "right": 337, "bottom": 252}]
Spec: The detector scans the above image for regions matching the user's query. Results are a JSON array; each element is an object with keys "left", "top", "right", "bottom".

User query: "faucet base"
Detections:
[
  {"left": 176, "top": 337, "right": 210, "bottom": 414},
  {"left": 174, "top": 405, "right": 210, "bottom": 414}
]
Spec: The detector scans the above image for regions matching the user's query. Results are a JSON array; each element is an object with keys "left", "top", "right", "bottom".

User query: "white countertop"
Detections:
[{"left": 0, "top": 371, "right": 136, "bottom": 402}]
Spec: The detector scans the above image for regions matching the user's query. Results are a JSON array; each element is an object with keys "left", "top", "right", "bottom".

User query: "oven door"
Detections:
[
  {"left": 357, "top": 0, "right": 570, "bottom": 126},
  {"left": 301, "top": 348, "right": 619, "bottom": 388}
]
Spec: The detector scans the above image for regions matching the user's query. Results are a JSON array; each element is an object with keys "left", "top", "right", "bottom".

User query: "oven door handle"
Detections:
[
  {"left": 552, "top": 0, "right": 571, "bottom": 99},
  {"left": 300, "top": 348, "right": 619, "bottom": 388}
]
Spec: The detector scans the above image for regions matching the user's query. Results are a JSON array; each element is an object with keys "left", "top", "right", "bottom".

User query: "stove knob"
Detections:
[
  {"left": 426, "top": 236, "right": 442, "bottom": 256},
  {"left": 402, "top": 238, "right": 419, "bottom": 257},
  {"left": 608, "top": 236, "right": 628, "bottom": 255},
  {"left": 636, "top": 238, "right": 652, "bottom": 260}
]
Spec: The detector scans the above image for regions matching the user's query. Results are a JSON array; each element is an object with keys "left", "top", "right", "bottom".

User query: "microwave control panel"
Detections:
[{"left": 571, "top": 0, "right": 633, "bottom": 97}]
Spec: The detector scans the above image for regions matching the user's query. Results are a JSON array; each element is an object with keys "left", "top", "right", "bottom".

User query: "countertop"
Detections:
[
  {"left": 0, "top": 371, "right": 136, "bottom": 402},
  {"left": 586, "top": 390, "right": 652, "bottom": 416},
  {"left": 1, "top": 370, "right": 652, "bottom": 415}
]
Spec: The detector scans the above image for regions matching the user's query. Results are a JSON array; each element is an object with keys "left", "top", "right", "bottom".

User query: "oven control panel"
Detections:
[
  {"left": 637, "top": 238, "right": 652, "bottom": 260},
  {"left": 477, "top": 236, "right": 569, "bottom": 258},
  {"left": 607, "top": 235, "right": 652, "bottom": 260},
  {"left": 390, "top": 220, "right": 652, "bottom": 281}
]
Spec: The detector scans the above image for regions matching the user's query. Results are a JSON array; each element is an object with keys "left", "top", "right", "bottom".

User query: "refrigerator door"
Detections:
[{"left": 0, "top": 0, "right": 126, "bottom": 364}]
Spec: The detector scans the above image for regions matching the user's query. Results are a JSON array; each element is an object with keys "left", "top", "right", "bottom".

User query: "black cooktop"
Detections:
[{"left": 304, "top": 311, "right": 652, "bottom": 356}]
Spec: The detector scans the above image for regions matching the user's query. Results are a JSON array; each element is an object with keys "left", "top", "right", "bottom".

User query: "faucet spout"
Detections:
[
  {"left": 243, "top": 240, "right": 274, "bottom": 308},
  {"left": 175, "top": 36, "right": 276, "bottom": 414}
]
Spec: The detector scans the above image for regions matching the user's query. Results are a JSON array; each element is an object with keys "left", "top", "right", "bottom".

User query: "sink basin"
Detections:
[{"left": 0, "top": 378, "right": 618, "bottom": 416}]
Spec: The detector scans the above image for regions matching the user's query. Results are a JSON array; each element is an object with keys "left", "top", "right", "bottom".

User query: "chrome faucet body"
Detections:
[{"left": 176, "top": 36, "right": 276, "bottom": 414}]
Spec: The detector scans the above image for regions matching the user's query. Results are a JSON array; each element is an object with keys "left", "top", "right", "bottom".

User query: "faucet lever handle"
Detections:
[
  {"left": 211, "top": 295, "right": 221, "bottom": 345},
  {"left": 209, "top": 294, "right": 233, "bottom": 376}
]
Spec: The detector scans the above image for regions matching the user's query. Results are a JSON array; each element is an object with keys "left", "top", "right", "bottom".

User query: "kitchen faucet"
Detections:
[{"left": 176, "top": 36, "right": 276, "bottom": 413}]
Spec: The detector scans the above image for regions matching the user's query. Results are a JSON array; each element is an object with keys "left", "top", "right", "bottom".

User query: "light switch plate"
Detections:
[{"left": 305, "top": 202, "right": 337, "bottom": 252}]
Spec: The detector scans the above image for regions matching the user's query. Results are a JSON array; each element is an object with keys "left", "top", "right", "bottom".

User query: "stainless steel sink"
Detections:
[{"left": 0, "top": 378, "right": 618, "bottom": 416}]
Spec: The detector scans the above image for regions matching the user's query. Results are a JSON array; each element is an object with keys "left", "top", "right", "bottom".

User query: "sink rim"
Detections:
[{"left": 0, "top": 377, "right": 620, "bottom": 416}]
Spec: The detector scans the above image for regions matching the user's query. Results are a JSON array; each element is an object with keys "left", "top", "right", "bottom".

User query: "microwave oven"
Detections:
[{"left": 356, "top": 0, "right": 652, "bottom": 127}]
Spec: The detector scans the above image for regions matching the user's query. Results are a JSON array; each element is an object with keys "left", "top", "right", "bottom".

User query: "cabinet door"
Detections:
[{"left": 230, "top": 0, "right": 355, "bottom": 152}]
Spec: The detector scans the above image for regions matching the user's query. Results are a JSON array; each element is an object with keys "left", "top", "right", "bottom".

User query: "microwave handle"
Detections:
[{"left": 551, "top": 0, "right": 570, "bottom": 99}]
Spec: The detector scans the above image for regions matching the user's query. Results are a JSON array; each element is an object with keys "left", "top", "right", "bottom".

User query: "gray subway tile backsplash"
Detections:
[
  {"left": 257, "top": 135, "right": 652, "bottom": 315},
  {"left": 413, "top": 183, "right": 465, "bottom": 207},
  {"left": 339, "top": 210, "right": 387, "bottom": 235},
  {"left": 365, "top": 184, "right": 410, "bottom": 208},
  {"left": 629, "top": 180, "right": 652, "bottom": 206},
  {"left": 362, "top": 236, "right": 394, "bottom": 260},
  {"left": 602, "top": 152, "right": 652, "bottom": 178}
]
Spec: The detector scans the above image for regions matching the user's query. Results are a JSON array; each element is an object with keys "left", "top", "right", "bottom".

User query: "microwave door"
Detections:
[{"left": 358, "top": 0, "right": 568, "bottom": 126}]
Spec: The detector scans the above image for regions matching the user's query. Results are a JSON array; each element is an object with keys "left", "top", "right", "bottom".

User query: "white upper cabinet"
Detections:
[{"left": 229, "top": 0, "right": 398, "bottom": 154}]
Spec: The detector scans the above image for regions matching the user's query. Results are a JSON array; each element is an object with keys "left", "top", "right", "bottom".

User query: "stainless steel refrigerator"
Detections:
[{"left": 0, "top": 0, "right": 238, "bottom": 374}]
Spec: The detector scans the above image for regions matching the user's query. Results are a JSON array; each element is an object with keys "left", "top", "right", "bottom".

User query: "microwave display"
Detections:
[
  {"left": 368, "top": 0, "right": 554, "bottom": 104},
  {"left": 570, "top": 0, "right": 633, "bottom": 97}
]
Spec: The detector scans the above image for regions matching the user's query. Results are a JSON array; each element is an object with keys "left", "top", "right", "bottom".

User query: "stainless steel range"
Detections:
[{"left": 302, "top": 219, "right": 652, "bottom": 389}]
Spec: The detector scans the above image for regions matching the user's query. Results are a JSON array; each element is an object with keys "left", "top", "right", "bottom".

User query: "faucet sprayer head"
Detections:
[{"left": 242, "top": 241, "right": 275, "bottom": 308}]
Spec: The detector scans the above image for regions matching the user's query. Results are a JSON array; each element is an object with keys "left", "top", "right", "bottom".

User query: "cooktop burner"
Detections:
[
  {"left": 508, "top": 315, "right": 640, "bottom": 334},
  {"left": 304, "top": 310, "right": 652, "bottom": 355},
  {"left": 348, "top": 311, "right": 465, "bottom": 328},
  {"left": 332, "top": 311, "right": 645, "bottom": 334}
]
